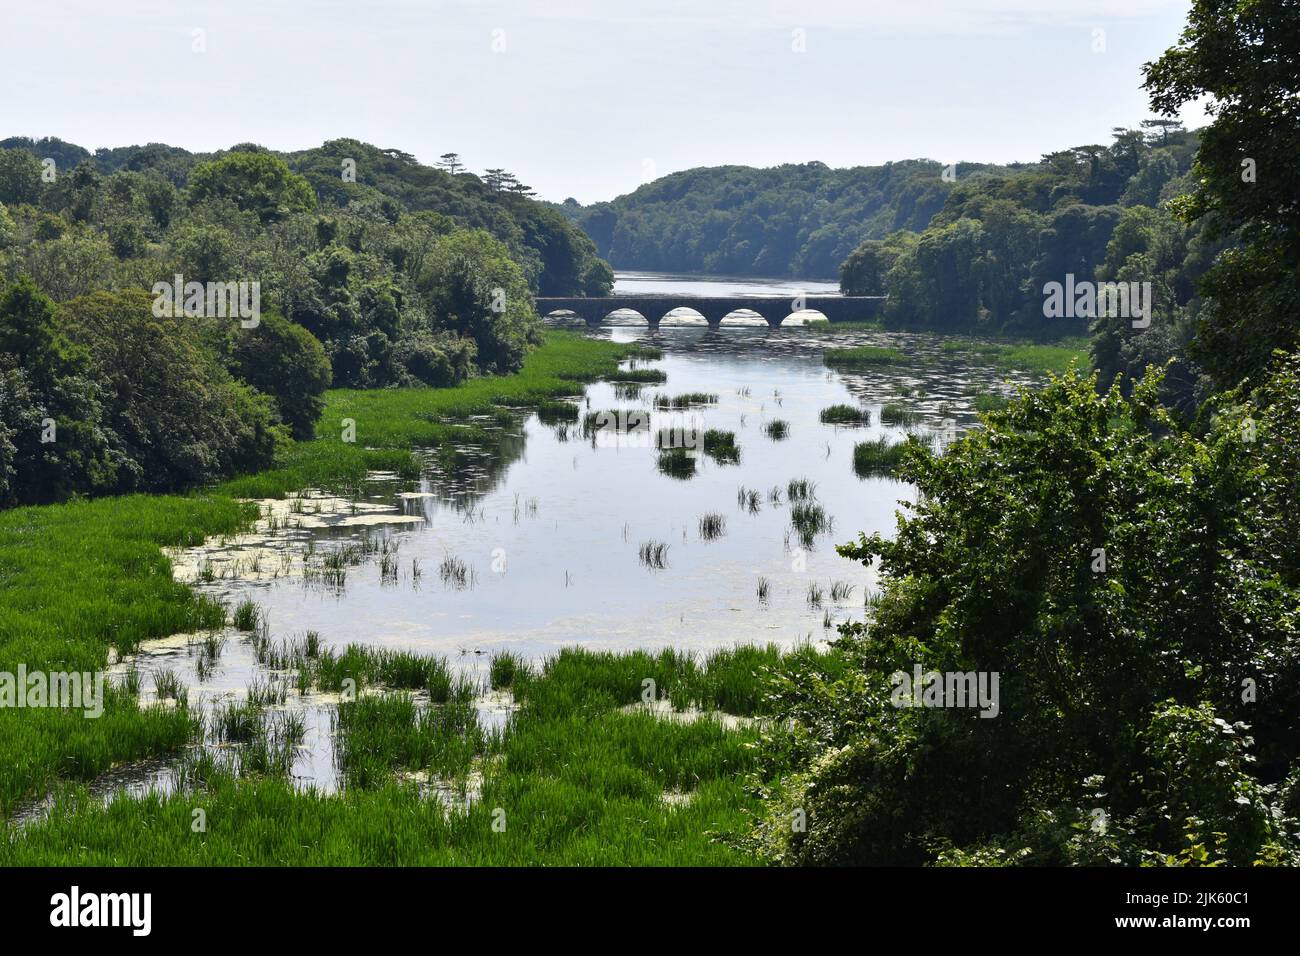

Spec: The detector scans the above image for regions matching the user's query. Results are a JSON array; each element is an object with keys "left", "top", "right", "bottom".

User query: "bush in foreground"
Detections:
[{"left": 753, "top": 359, "right": 1300, "bottom": 866}]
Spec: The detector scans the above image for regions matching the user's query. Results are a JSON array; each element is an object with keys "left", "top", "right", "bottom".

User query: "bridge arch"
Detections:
[
  {"left": 534, "top": 295, "right": 885, "bottom": 331},
  {"left": 717, "top": 309, "right": 768, "bottom": 326},
  {"left": 659, "top": 307, "right": 709, "bottom": 327}
]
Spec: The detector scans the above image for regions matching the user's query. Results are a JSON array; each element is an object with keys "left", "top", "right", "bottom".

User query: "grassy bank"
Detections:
[
  {"left": 939, "top": 336, "right": 1091, "bottom": 375},
  {"left": 0, "top": 331, "right": 645, "bottom": 819},
  {"left": 820, "top": 335, "right": 1090, "bottom": 377},
  {"left": 1, "top": 644, "right": 838, "bottom": 865},
  {"left": 218, "top": 332, "right": 658, "bottom": 499}
]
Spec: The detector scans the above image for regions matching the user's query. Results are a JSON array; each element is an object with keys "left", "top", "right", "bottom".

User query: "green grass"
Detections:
[
  {"left": 880, "top": 403, "right": 920, "bottom": 426},
  {"left": 657, "top": 447, "right": 696, "bottom": 479},
  {"left": 333, "top": 691, "right": 485, "bottom": 789},
  {"left": 823, "top": 345, "right": 907, "bottom": 368},
  {"left": 607, "top": 368, "right": 667, "bottom": 384},
  {"left": 0, "top": 644, "right": 840, "bottom": 865},
  {"left": 990, "top": 339, "right": 1090, "bottom": 375},
  {"left": 702, "top": 429, "right": 740, "bottom": 464},
  {"left": 0, "top": 331, "right": 643, "bottom": 819},
  {"left": 219, "top": 331, "right": 644, "bottom": 498},
  {"left": 853, "top": 435, "right": 923, "bottom": 476},
  {"left": 939, "top": 336, "right": 1091, "bottom": 376},
  {"left": 819, "top": 404, "right": 871, "bottom": 425}
]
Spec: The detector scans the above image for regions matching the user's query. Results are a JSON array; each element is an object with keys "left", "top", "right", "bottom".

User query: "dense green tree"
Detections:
[
  {"left": 0, "top": 149, "right": 41, "bottom": 207},
  {"left": 1144, "top": 0, "right": 1300, "bottom": 390},
  {"left": 59, "top": 290, "right": 282, "bottom": 490},
  {"left": 15, "top": 228, "right": 114, "bottom": 301},
  {"left": 839, "top": 231, "right": 917, "bottom": 295},
  {"left": 0, "top": 278, "right": 118, "bottom": 504},
  {"left": 577, "top": 160, "right": 958, "bottom": 278},
  {"left": 187, "top": 151, "right": 316, "bottom": 223},
  {"left": 416, "top": 229, "right": 539, "bottom": 374},
  {"left": 219, "top": 311, "right": 331, "bottom": 440},
  {"left": 753, "top": 360, "right": 1300, "bottom": 865}
]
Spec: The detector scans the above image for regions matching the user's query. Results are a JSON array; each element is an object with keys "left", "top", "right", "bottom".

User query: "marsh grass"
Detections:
[
  {"left": 790, "top": 501, "right": 832, "bottom": 548},
  {"left": 939, "top": 336, "right": 1090, "bottom": 376},
  {"left": 654, "top": 392, "right": 718, "bottom": 409},
  {"left": 246, "top": 678, "right": 288, "bottom": 709},
  {"left": 332, "top": 689, "right": 486, "bottom": 789},
  {"left": 880, "top": 403, "right": 920, "bottom": 426},
  {"left": 853, "top": 435, "right": 922, "bottom": 476},
  {"left": 829, "top": 581, "right": 856, "bottom": 603},
  {"left": 657, "top": 448, "right": 696, "bottom": 479},
  {"left": 823, "top": 345, "right": 906, "bottom": 368},
  {"left": 609, "top": 368, "right": 667, "bottom": 384},
  {"left": 490, "top": 651, "right": 529, "bottom": 690},
  {"left": 786, "top": 477, "right": 816, "bottom": 501},
  {"left": 736, "top": 486, "right": 762, "bottom": 513},
  {"left": 763, "top": 420, "right": 789, "bottom": 441},
  {"left": 438, "top": 554, "right": 476, "bottom": 590},
  {"left": 536, "top": 400, "right": 581, "bottom": 425},
  {"left": 0, "top": 332, "right": 642, "bottom": 819},
  {"left": 819, "top": 404, "right": 871, "bottom": 425},
  {"left": 153, "top": 670, "right": 184, "bottom": 701},
  {"left": 638, "top": 540, "right": 671, "bottom": 570},
  {"left": 2, "top": 644, "right": 848, "bottom": 865},
  {"left": 231, "top": 599, "right": 261, "bottom": 632},
  {"left": 702, "top": 429, "right": 739, "bottom": 464},
  {"left": 212, "top": 698, "right": 266, "bottom": 744},
  {"left": 698, "top": 513, "right": 726, "bottom": 541}
]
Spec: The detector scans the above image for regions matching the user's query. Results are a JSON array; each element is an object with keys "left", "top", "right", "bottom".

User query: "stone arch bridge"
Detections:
[{"left": 534, "top": 295, "right": 884, "bottom": 330}]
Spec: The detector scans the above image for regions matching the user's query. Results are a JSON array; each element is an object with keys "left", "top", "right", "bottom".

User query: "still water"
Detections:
[
  {"left": 57, "top": 274, "right": 1037, "bottom": 802},
  {"left": 613, "top": 271, "right": 839, "bottom": 297}
]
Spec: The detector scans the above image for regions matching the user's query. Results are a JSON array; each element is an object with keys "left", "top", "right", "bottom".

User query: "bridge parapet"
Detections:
[{"left": 534, "top": 295, "right": 884, "bottom": 329}]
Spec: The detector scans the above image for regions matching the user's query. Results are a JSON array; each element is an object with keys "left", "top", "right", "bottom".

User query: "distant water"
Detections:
[{"left": 612, "top": 271, "right": 840, "bottom": 297}]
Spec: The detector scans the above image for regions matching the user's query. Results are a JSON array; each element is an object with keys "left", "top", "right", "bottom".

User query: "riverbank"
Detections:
[
  {"left": 0, "top": 331, "right": 650, "bottom": 819},
  {"left": 1, "top": 323, "right": 1085, "bottom": 864},
  {"left": 2, "top": 643, "right": 844, "bottom": 864}
]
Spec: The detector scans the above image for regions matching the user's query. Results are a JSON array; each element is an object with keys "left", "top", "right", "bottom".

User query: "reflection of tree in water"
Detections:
[{"left": 407, "top": 414, "right": 531, "bottom": 516}]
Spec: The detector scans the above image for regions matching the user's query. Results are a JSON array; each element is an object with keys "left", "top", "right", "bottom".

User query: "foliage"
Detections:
[
  {"left": 751, "top": 361, "right": 1300, "bottom": 865},
  {"left": 58, "top": 289, "right": 283, "bottom": 492},
  {"left": 0, "top": 134, "right": 614, "bottom": 398},
  {"left": 186, "top": 151, "right": 316, "bottom": 222},
  {"left": 0, "top": 278, "right": 118, "bottom": 504},
  {"left": 571, "top": 159, "right": 963, "bottom": 278},
  {"left": 1143, "top": 0, "right": 1300, "bottom": 391},
  {"left": 219, "top": 310, "right": 332, "bottom": 440}
]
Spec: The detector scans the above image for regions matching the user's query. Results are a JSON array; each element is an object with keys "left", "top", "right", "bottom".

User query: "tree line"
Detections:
[
  {"left": 0, "top": 138, "right": 614, "bottom": 506},
  {"left": 564, "top": 159, "right": 967, "bottom": 278}
]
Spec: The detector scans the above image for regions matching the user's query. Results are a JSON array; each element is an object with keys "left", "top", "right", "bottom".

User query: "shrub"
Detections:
[
  {"left": 753, "top": 361, "right": 1300, "bottom": 865},
  {"left": 223, "top": 311, "right": 332, "bottom": 439}
]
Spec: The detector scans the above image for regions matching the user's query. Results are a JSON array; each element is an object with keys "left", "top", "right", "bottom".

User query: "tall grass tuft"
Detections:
[{"left": 819, "top": 404, "right": 870, "bottom": 425}]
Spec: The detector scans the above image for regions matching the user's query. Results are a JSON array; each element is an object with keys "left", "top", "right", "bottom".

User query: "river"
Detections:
[{"left": 59, "top": 273, "right": 1036, "bottom": 803}]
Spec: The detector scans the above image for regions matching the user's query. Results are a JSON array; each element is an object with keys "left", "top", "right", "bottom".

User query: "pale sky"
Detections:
[{"left": 2, "top": 0, "right": 1203, "bottom": 204}]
